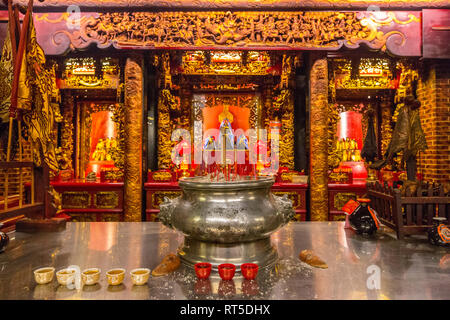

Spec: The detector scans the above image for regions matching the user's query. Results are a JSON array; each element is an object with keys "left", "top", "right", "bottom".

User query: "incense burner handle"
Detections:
[
  {"left": 273, "top": 194, "right": 295, "bottom": 224},
  {"left": 158, "top": 196, "right": 179, "bottom": 229}
]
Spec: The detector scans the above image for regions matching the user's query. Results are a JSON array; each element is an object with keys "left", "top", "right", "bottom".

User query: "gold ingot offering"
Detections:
[
  {"left": 34, "top": 267, "right": 55, "bottom": 285},
  {"left": 56, "top": 268, "right": 76, "bottom": 286},
  {"left": 106, "top": 268, "right": 125, "bottom": 286},
  {"left": 130, "top": 268, "right": 150, "bottom": 286},
  {"left": 82, "top": 268, "right": 101, "bottom": 286}
]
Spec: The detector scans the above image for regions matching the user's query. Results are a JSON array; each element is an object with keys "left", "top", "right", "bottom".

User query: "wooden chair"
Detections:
[{"left": 367, "top": 181, "right": 450, "bottom": 239}]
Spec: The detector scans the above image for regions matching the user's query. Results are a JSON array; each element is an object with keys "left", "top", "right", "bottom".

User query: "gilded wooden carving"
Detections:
[
  {"left": 45, "top": 11, "right": 421, "bottom": 56},
  {"left": 21, "top": 0, "right": 450, "bottom": 10},
  {"left": 57, "top": 94, "right": 74, "bottom": 171},
  {"left": 380, "top": 94, "right": 393, "bottom": 158},
  {"left": 393, "top": 60, "right": 419, "bottom": 122},
  {"left": 61, "top": 57, "right": 120, "bottom": 89},
  {"left": 334, "top": 192, "right": 357, "bottom": 210},
  {"left": 272, "top": 191, "right": 300, "bottom": 209},
  {"left": 157, "top": 89, "right": 181, "bottom": 169},
  {"left": 62, "top": 191, "right": 90, "bottom": 208},
  {"left": 68, "top": 213, "right": 97, "bottom": 222},
  {"left": 327, "top": 103, "right": 341, "bottom": 170},
  {"left": 124, "top": 56, "right": 143, "bottom": 221},
  {"left": 94, "top": 191, "right": 119, "bottom": 209},
  {"left": 181, "top": 51, "right": 271, "bottom": 75},
  {"left": 151, "top": 191, "right": 182, "bottom": 209},
  {"left": 309, "top": 56, "right": 329, "bottom": 221},
  {"left": 332, "top": 214, "right": 346, "bottom": 221},
  {"left": 152, "top": 171, "right": 173, "bottom": 182},
  {"left": 332, "top": 57, "right": 395, "bottom": 90},
  {"left": 272, "top": 89, "right": 294, "bottom": 168},
  {"left": 101, "top": 213, "right": 122, "bottom": 222}
]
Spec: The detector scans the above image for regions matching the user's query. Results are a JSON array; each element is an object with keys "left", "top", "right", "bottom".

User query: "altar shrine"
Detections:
[{"left": 0, "top": 1, "right": 449, "bottom": 229}]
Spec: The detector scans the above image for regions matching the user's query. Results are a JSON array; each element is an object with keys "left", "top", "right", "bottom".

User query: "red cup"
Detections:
[
  {"left": 194, "top": 263, "right": 212, "bottom": 280},
  {"left": 218, "top": 263, "right": 236, "bottom": 281},
  {"left": 240, "top": 263, "right": 259, "bottom": 280}
]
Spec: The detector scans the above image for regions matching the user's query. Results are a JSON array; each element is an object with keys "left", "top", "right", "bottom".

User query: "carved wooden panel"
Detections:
[
  {"left": 333, "top": 192, "right": 357, "bottom": 210},
  {"left": 94, "top": 191, "right": 119, "bottom": 209},
  {"left": 15, "top": 0, "right": 450, "bottom": 9},
  {"left": 151, "top": 191, "right": 182, "bottom": 209},
  {"left": 273, "top": 191, "right": 301, "bottom": 209},
  {"left": 33, "top": 11, "right": 421, "bottom": 56},
  {"left": 62, "top": 191, "right": 91, "bottom": 208}
]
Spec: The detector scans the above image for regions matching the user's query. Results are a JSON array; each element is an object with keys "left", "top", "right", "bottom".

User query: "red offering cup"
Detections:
[
  {"left": 194, "top": 263, "right": 212, "bottom": 280},
  {"left": 240, "top": 263, "right": 259, "bottom": 280},
  {"left": 218, "top": 263, "right": 236, "bottom": 280}
]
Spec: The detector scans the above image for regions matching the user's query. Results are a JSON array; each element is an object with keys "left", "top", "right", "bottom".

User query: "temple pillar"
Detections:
[
  {"left": 124, "top": 56, "right": 144, "bottom": 221},
  {"left": 309, "top": 54, "right": 329, "bottom": 221}
]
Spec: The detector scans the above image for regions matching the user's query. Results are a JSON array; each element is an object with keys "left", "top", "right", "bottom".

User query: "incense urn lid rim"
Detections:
[{"left": 178, "top": 176, "right": 275, "bottom": 190}]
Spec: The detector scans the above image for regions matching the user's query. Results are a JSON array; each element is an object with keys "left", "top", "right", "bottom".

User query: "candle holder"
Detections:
[
  {"left": 34, "top": 267, "right": 55, "bottom": 285},
  {"left": 106, "top": 268, "right": 125, "bottom": 286},
  {"left": 218, "top": 263, "right": 236, "bottom": 281},
  {"left": 82, "top": 268, "right": 101, "bottom": 286},
  {"left": 56, "top": 268, "right": 76, "bottom": 286},
  {"left": 130, "top": 268, "right": 150, "bottom": 285},
  {"left": 240, "top": 263, "right": 259, "bottom": 280},
  {"left": 194, "top": 262, "right": 212, "bottom": 280}
]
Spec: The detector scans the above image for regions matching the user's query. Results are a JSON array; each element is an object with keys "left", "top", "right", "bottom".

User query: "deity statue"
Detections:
[
  {"left": 218, "top": 104, "right": 235, "bottom": 151},
  {"left": 203, "top": 136, "right": 217, "bottom": 151},
  {"left": 218, "top": 119, "right": 235, "bottom": 151},
  {"left": 236, "top": 134, "right": 249, "bottom": 151},
  {"left": 371, "top": 96, "right": 427, "bottom": 181},
  {"left": 218, "top": 103, "right": 234, "bottom": 124}
]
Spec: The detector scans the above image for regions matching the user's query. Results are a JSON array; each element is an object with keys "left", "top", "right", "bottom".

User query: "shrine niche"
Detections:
[
  {"left": 327, "top": 56, "right": 395, "bottom": 182},
  {"left": 193, "top": 94, "right": 259, "bottom": 133},
  {"left": 79, "top": 102, "right": 125, "bottom": 180},
  {"left": 34, "top": 11, "right": 421, "bottom": 56},
  {"left": 153, "top": 50, "right": 298, "bottom": 173}
]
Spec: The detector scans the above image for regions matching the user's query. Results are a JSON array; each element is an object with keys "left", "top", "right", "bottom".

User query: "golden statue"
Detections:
[{"left": 218, "top": 104, "right": 234, "bottom": 124}]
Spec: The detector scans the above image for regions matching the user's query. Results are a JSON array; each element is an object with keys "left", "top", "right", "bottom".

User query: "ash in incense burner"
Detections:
[{"left": 158, "top": 176, "right": 294, "bottom": 270}]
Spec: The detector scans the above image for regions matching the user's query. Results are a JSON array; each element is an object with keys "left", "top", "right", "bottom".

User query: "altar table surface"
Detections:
[{"left": 0, "top": 222, "right": 449, "bottom": 300}]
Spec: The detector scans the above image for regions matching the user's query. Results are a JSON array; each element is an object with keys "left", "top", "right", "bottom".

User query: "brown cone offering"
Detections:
[
  {"left": 299, "top": 250, "right": 328, "bottom": 269},
  {"left": 151, "top": 253, "right": 181, "bottom": 277}
]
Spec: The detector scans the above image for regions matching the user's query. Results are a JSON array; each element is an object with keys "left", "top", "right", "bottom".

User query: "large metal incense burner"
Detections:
[{"left": 159, "top": 176, "right": 294, "bottom": 270}]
